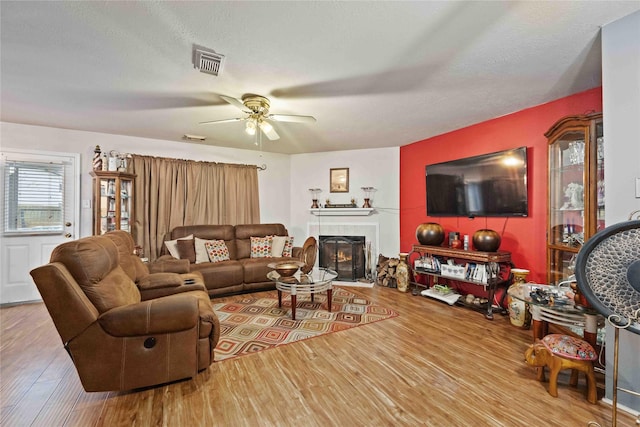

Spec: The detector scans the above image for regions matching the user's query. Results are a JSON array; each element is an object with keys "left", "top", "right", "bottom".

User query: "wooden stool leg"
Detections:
[
  {"left": 584, "top": 365, "right": 597, "bottom": 404},
  {"left": 547, "top": 361, "right": 561, "bottom": 398},
  {"left": 569, "top": 369, "right": 579, "bottom": 387}
]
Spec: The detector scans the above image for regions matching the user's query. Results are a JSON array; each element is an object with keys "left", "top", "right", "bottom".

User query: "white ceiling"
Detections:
[{"left": 2, "top": 1, "right": 639, "bottom": 154}]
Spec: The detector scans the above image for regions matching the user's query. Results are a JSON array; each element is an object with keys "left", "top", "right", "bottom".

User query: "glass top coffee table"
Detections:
[
  {"left": 508, "top": 282, "right": 602, "bottom": 349},
  {"left": 267, "top": 267, "right": 338, "bottom": 320}
]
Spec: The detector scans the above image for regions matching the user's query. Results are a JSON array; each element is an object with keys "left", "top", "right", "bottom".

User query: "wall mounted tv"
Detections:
[{"left": 426, "top": 146, "right": 528, "bottom": 217}]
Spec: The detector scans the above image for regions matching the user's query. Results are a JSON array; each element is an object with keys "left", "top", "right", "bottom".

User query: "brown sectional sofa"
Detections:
[{"left": 151, "top": 223, "right": 314, "bottom": 298}]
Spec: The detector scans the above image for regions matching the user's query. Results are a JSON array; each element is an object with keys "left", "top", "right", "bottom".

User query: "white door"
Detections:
[{"left": 0, "top": 149, "right": 80, "bottom": 304}]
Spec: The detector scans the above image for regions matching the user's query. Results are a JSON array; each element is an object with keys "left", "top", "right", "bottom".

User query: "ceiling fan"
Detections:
[{"left": 199, "top": 94, "right": 316, "bottom": 140}]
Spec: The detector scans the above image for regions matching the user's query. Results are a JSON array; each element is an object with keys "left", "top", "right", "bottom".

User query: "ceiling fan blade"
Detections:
[
  {"left": 259, "top": 121, "right": 280, "bottom": 140},
  {"left": 220, "top": 95, "right": 248, "bottom": 112},
  {"left": 199, "top": 117, "right": 244, "bottom": 125},
  {"left": 268, "top": 114, "right": 316, "bottom": 123}
]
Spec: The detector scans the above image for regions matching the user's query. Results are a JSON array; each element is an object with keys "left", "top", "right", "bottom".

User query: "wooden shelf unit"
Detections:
[
  {"left": 545, "top": 113, "right": 603, "bottom": 285},
  {"left": 408, "top": 244, "right": 512, "bottom": 320},
  {"left": 90, "top": 170, "right": 136, "bottom": 235}
]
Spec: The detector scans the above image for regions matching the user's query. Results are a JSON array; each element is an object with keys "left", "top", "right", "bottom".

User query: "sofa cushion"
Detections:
[
  {"left": 271, "top": 235, "right": 294, "bottom": 257},
  {"left": 235, "top": 224, "right": 288, "bottom": 259},
  {"left": 282, "top": 236, "right": 294, "bottom": 257},
  {"left": 169, "top": 225, "right": 237, "bottom": 260},
  {"left": 191, "top": 260, "right": 244, "bottom": 290},
  {"left": 103, "top": 230, "right": 138, "bottom": 281},
  {"left": 204, "top": 239, "right": 231, "bottom": 262},
  {"left": 194, "top": 237, "right": 218, "bottom": 264},
  {"left": 242, "top": 257, "right": 292, "bottom": 284},
  {"left": 165, "top": 234, "right": 194, "bottom": 258},
  {"left": 50, "top": 236, "right": 141, "bottom": 313},
  {"left": 250, "top": 236, "right": 273, "bottom": 258},
  {"left": 176, "top": 239, "right": 196, "bottom": 263},
  {"left": 271, "top": 235, "right": 287, "bottom": 257}
]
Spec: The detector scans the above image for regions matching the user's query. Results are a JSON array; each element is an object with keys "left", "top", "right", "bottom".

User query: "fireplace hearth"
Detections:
[{"left": 318, "top": 235, "right": 365, "bottom": 281}]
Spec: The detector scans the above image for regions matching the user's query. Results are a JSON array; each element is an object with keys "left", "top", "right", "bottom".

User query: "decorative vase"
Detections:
[
  {"left": 451, "top": 238, "right": 463, "bottom": 249},
  {"left": 396, "top": 253, "right": 410, "bottom": 292},
  {"left": 416, "top": 223, "right": 445, "bottom": 246},
  {"left": 472, "top": 229, "right": 501, "bottom": 252},
  {"left": 508, "top": 268, "right": 531, "bottom": 329},
  {"left": 362, "top": 198, "right": 371, "bottom": 208}
]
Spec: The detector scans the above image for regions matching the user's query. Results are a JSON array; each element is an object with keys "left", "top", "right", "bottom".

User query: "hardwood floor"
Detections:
[{"left": 1, "top": 285, "right": 635, "bottom": 426}]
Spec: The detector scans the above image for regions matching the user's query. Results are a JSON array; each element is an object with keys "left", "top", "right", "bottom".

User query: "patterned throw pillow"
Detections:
[
  {"left": 282, "top": 236, "right": 294, "bottom": 257},
  {"left": 250, "top": 236, "right": 273, "bottom": 258},
  {"left": 204, "top": 240, "right": 230, "bottom": 263}
]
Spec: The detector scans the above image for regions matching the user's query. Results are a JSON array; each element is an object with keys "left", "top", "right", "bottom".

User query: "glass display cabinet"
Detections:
[
  {"left": 90, "top": 170, "right": 135, "bottom": 235},
  {"left": 545, "top": 113, "right": 604, "bottom": 285}
]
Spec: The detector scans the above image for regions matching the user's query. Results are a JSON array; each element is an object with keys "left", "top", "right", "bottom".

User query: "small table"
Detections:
[
  {"left": 507, "top": 282, "right": 601, "bottom": 349},
  {"left": 267, "top": 267, "right": 338, "bottom": 320}
]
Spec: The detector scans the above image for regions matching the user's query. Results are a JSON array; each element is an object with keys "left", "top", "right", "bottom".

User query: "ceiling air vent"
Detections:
[{"left": 192, "top": 45, "right": 225, "bottom": 76}]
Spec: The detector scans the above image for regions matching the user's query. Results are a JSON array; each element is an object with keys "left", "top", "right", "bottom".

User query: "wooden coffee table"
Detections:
[{"left": 267, "top": 267, "right": 338, "bottom": 320}]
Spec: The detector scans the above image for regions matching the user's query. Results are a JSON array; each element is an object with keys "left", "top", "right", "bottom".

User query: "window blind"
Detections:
[{"left": 3, "top": 160, "right": 64, "bottom": 234}]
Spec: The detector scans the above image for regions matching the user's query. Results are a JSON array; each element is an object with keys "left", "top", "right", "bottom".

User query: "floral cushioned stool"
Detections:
[{"left": 524, "top": 334, "right": 598, "bottom": 404}]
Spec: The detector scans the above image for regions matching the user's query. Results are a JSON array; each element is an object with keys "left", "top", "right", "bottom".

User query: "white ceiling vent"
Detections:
[{"left": 192, "top": 45, "right": 225, "bottom": 76}]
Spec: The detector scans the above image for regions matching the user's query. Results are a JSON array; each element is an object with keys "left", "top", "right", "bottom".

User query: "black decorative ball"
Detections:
[
  {"left": 416, "top": 223, "right": 445, "bottom": 246},
  {"left": 472, "top": 229, "right": 501, "bottom": 252}
]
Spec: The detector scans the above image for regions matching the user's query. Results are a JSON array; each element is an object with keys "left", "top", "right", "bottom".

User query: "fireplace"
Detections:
[{"left": 318, "top": 235, "right": 365, "bottom": 281}]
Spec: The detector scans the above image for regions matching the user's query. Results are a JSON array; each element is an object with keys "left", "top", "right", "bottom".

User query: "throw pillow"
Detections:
[
  {"left": 282, "top": 236, "right": 294, "bottom": 257},
  {"left": 194, "top": 237, "right": 215, "bottom": 264},
  {"left": 176, "top": 239, "right": 196, "bottom": 263},
  {"left": 164, "top": 234, "right": 194, "bottom": 259},
  {"left": 271, "top": 235, "right": 287, "bottom": 257},
  {"left": 250, "top": 236, "right": 273, "bottom": 258},
  {"left": 204, "top": 240, "right": 231, "bottom": 263}
]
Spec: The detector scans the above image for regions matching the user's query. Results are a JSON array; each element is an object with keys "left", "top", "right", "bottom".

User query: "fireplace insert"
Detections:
[{"left": 318, "top": 235, "right": 365, "bottom": 281}]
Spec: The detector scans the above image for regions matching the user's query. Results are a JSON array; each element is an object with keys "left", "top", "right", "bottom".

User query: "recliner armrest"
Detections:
[
  {"left": 148, "top": 257, "right": 190, "bottom": 274},
  {"left": 139, "top": 283, "right": 207, "bottom": 301},
  {"left": 98, "top": 294, "right": 199, "bottom": 336},
  {"left": 137, "top": 272, "right": 183, "bottom": 290}
]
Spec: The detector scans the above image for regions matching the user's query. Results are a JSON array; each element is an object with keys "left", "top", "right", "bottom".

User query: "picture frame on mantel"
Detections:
[{"left": 330, "top": 168, "right": 349, "bottom": 193}]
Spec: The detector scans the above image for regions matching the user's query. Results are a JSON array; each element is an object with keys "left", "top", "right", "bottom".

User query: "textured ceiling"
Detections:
[{"left": 2, "top": 1, "right": 639, "bottom": 154}]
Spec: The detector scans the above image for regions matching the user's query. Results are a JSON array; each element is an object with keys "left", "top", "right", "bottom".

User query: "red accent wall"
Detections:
[{"left": 400, "top": 88, "right": 602, "bottom": 283}]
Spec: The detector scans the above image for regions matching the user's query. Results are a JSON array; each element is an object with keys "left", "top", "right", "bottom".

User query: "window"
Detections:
[{"left": 3, "top": 160, "right": 64, "bottom": 234}]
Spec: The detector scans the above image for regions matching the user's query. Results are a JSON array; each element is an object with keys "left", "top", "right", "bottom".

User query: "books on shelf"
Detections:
[{"left": 415, "top": 257, "right": 488, "bottom": 284}]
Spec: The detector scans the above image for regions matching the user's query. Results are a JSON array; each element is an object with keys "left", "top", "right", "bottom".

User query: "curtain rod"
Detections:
[{"left": 130, "top": 153, "right": 266, "bottom": 171}]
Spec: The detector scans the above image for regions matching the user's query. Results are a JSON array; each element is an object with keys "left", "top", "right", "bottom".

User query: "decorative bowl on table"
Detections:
[{"left": 268, "top": 261, "right": 305, "bottom": 277}]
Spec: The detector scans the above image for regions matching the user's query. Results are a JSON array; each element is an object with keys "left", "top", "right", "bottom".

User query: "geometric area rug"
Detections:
[{"left": 212, "top": 287, "right": 398, "bottom": 361}]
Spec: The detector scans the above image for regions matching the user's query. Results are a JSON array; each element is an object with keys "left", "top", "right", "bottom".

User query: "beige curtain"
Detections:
[{"left": 130, "top": 155, "right": 260, "bottom": 260}]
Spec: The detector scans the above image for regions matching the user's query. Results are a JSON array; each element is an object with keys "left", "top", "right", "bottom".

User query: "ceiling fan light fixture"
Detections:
[
  {"left": 245, "top": 120, "right": 257, "bottom": 135},
  {"left": 259, "top": 120, "right": 273, "bottom": 133}
]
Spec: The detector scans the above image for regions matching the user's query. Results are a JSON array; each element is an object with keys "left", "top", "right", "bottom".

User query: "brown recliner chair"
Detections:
[{"left": 29, "top": 233, "right": 220, "bottom": 392}]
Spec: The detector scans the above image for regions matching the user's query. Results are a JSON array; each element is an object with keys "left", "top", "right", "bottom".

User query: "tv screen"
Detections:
[{"left": 426, "top": 147, "right": 528, "bottom": 217}]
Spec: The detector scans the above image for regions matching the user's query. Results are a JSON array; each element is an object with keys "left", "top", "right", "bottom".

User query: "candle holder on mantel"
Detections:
[
  {"left": 309, "top": 188, "right": 322, "bottom": 208},
  {"left": 361, "top": 187, "right": 376, "bottom": 208}
]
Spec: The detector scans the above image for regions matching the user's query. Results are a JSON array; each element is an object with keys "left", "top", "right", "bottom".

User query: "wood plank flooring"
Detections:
[{"left": 1, "top": 285, "right": 635, "bottom": 426}]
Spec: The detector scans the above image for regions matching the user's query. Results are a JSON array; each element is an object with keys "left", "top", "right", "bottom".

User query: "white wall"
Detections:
[
  {"left": 289, "top": 147, "right": 400, "bottom": 258},
  {"left": 0, "top": 121, "right": 400, "bottom": 259},
  {"left": 0, "top": 122, "right": 291, "bottom": 237},
  {"left": 602, "top": 9, "right": 640, "bottom": 412}
]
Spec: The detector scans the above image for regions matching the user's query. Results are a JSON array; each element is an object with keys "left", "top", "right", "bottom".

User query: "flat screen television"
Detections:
[{"left": 426, "top": 146, "right": 528, "bottom": 217}]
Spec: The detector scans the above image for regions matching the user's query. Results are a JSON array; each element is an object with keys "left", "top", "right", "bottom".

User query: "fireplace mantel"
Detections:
[{"left": 309, "top": 208, "right": 375, "bottom": 216}]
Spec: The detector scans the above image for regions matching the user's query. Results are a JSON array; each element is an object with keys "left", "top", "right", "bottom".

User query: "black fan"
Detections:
[
  {"left": 575, "top": 217, "right": 640, "bottom": 427},
  {"left": 575, "top": 219, "right": 640, "bottom": 334}
]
